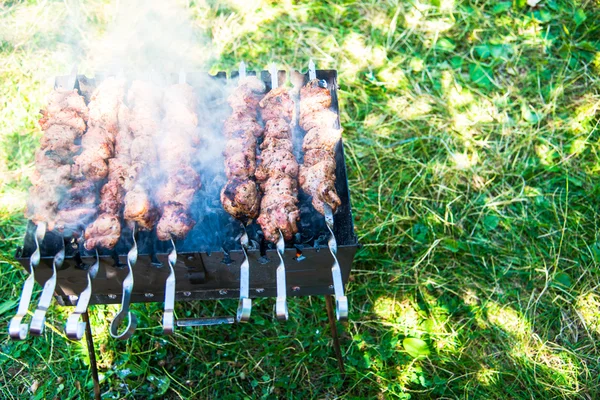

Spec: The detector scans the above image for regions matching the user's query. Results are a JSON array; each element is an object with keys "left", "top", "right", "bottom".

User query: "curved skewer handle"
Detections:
[
  {"left": 9, "top": 222, "right": 46, "bottom": 340},
  {"left": 162, "top": 238, "right": 177, "bottom": 335},
  {"left": 30, "top": 238, "right": 64, "bottom": 336},
  {"left": 236, "top": 228, "right": 252, "bottom": 322},
  {"left": 110, "top": 228, "right": 138, "bottom": 340},
  {"left": 324, "top": 204, "right": 348, "bottom": 321},
  {"left": 275, "top": 229, "right": 289, "bottom": 321},
  {"left": 65, "top": 249, "right": 99, "bottom": 340}
]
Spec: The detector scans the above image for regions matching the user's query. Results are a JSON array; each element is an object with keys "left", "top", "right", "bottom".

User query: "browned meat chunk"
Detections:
[
  {"left": 227, "top": 77, "right": 266, "bottom": 114},
  {"left": 84, "top": 213, "right": 121, "bottom": 250},
  {"left": 299, "top": 109, "right": 337, "bottom": 132},
  {"left": 88, "top": 77, "right": 126, "bottom": 135},
  {"left": 26, "top": 88, "right": 89, "bottom": 231},
  {"left": 302, "top": 127, "right": 341, "bottom": 153},
  {"left": 123, "top": 185, "right": 159, "bottom": 231},
  {"left": 156, "top": 203, "right": 195, "bottom": 241},
  {"left": 221, "top": 179, "right": 260, "bottom": 220},
  {"left": 223, "top": 113, "right": 263, "bottom": 138},
  {"left": 155, "top": 83, "right": 200, "bottom": 240},
  {"left": 259, "top": 86, "right": 295, "bottom": 123},
  {"left": 299, "top": 79, "right": 332, "bottom": 115},
  {"left": 299, "top": 159, "right": 341, "bottom": 214},
  {"left": 256, "top": 85, "right": 301, "bottom": 242},
  {"left": 38, "top": 89, "right": 89, "bottom": 133}
]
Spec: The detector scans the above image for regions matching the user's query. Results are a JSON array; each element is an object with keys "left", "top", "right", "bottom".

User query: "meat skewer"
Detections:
[
  {"left": 10, "top": 73, "right": 88, "bottom": 339},
  {"left": 108, "top": 79, "right": 163, "bottom": 340},
  {"left": 300, "top": 60, "right": 347, "bottom": 321},
  {"left": 220, "top": 61, "right": 266, "bottom": 322},
  {"left": 257, "top": 63, "right": 302, "bottom": 321},
  {"left": 27, "top": 73, "right": 91, "bottom": 337},
  {"left": 155, "top": 70, "right": 201, "bottom": 334}
]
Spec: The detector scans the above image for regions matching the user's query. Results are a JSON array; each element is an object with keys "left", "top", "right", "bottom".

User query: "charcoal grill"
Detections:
[{"left": 11, "top": 65, "right": 358, "bottom": 397}]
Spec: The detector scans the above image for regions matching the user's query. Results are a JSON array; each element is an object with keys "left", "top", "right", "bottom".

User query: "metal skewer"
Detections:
[
  {"left": 163, "top": 238, "right": 176, "bottom": 334},
  {"left": 237, "top": 226, "right": 252, "bottom": 322},
  {"left": 8, "top": 222, "right": 46, "bottom": 340},
  {"left": 30, "top": 237, "right": 65, "bottom": 335},
  {"left": 275, "top": 229, "right": 288, "bottom": 321},
  {"left": 109, "top": 226, "right": 137, "bottom": 339},
  {"left": 65, "top": 249, "right": 99, "bottom": 340}
]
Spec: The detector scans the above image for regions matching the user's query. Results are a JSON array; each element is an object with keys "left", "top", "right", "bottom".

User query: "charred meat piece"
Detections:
[
  {"left": 38, "top": 89, "right": 89, "bottom": 133},
  {"left": 123, "top": 184, "right": 159, "bottom": 231},
  {"left": 227, "top": 77, "right": 266, "bottom": 114},
  {"left": 257, "top": 173, "right": 300, "bottom": 242},
  {"left": 299, "top": 159, "right": 341, "bottom": 215},
  {"left": 220, "top": 76, "right": 265, "bottom": 221},
  {"left": 156, "top": 203, "right": 195, "bottom": 241},
  {"left": 298, "top": 79, "right": 342, "bottom": 214},
  {"left": 221, "top": 179, "right": 260, "bottom": 220},
  {"left": 75, "top": 125, "right": 114, "bottom": 181},
  {"left": 258, "top": 86, "right": 295, "bottom": 123},
  {"left": 302, "top": 127, "right": 342, "bottom": 153},
  {"left": 84, "top": 213, "right": 121, "bottom": 250}
]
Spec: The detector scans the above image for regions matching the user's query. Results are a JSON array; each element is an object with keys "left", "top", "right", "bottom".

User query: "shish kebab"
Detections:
[
  {"left": 112, "top": 79, "right": 163, "bottom": 339},
  {"left": 256, "top": 63, "right": 301, "bottom": 321},
  {"left": 9, "top": 70, "right": 85, "bottom": 340},
  {"left": 31, "top": 76, "right": 127, "bottom": 335},
  {"left": 220, "top": 62, "right": 265, "bottom": 322},
  {"left": 299, "top": 60, "right": 347, "bottom": 320},
  {"left": 65, "top": 75, "right": 130, "bottom": 339},
  {"left": 155, "top": 70, "right": 201, "bottom": 334}
]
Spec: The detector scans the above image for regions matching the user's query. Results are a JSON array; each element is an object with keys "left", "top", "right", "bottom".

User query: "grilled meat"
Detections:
[
  {"left": 122, "top": 81, "right": 163, "bottom": 233},
  {"left": 88, "top": 77, "right": 126, "bottom": 135},
  {"left": 84, "top": 213, "right": 121, "bottom": 250},
  {"left": 38, "top": 89, "right": 89, "bottom": 133},
  {"left": 76, "top": 77, "right": 126, "bottom": 182},
  {"left": 256, "top": 84, "right": 300, "bottom": 243},
  {"left": 220, "top": 76, "right": 265, "bottom": 221},
  {"left": 26, "top": 88, "right": 89, "bottom": 231},
  {"left": 155, "top": 83, "right": 201, "bottom": 240},
  {"left": 85, "top": 80, "right": 160, "bottom": 250},
  {"left": 156, "top": 203, "right": 196, "bottom": 241},
  {"left": 258, "top": 86, "right": 295, "bottom": 123},
  {"left": 298, "top": 79, "right": 342, "bottom": 214}
]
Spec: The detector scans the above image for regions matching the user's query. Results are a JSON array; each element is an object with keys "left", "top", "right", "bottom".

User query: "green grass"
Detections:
[{"left": 1, "top": 0, "right": 600, "bottom": 398}]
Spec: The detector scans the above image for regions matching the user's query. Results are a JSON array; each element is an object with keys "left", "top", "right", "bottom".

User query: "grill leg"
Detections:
[
  {"left": 82, "top": 311, "right": 101, "bottom": 400},
  {"left": 325, "top": 295, "right": 345, "bottom": 375}
]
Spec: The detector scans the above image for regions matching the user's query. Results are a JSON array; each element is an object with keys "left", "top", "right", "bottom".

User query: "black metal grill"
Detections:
[{"left": 14, "top": 69, "right": 358, "bottom": 307}]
